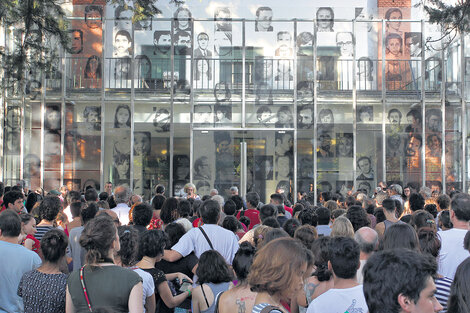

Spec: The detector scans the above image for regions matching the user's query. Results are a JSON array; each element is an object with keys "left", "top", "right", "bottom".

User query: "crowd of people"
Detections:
[{"left": 0, "top": 180, "right": 469, "bottom": 313}]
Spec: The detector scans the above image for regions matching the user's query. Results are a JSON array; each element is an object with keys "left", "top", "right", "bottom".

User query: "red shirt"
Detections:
[
  {"left": 284, "top": 205, "right": 293, "bottom": 216},
  {"left": 192, "top": 217, "right": 204, "bottom": 228},
  {"left": 237, "top": 209, "right": 260, "bottom": 230}
]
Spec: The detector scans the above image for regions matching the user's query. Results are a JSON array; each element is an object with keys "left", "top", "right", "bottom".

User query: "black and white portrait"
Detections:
[
  {"left": 114, "top": 104, "right": 131, "bottom": 128},
  {"left": 6, "top": 106, "right": 21, "bottom": 129},
  {"left": 275, "top": 132, "right": 293, "bottom": 157},
  {"left": 404, "top": 134, "right": 422, "bottom": 157},
  {"left": 83, "top": 106, "right": 101, "bottom": 131},
  {"left": 318, "top": 108, "right": 334, "bottom": 132},
  {"left": 357, "top": 181, "right": 372, "bottom": 196},
  {"left": 215, "top": 7, "right": 232, "bottom": 32},
  {"left": 45, "top": 104, "right": 61, "bottom": 131},
  {"left": 385, "top": 33, "right": 403, "bottom": 58},
  {"left": 194, "top": 32, "right": 212, "bottom": 59},
  {"left": 336, "top": 133, "right": 353, "bottom": 157},
  {"left": 275, "top": 31, "right": 293, "bottom": 58},
  {"left": 275, "top": 106, "right": 294, "bottom": 128},
  {"left": 297, "top": 32, "right": 314, "bottom": 56},
  {"left": 214, "top": 131, "right": 232, "bottom": 155},
  {"left": 405, "top": 32, "right": 422, "bottom": 57},
  {"left": 336, "top": 32, "right": 354, "bottom": 58},
  {"left": 134, "top": 18, "right": 152, "bottom": 31},
  {"left": 69, "top": 29, "right": 83, "bottom": 54},
  {"left": 114, "top": 5, "right": 133, "bottom": 29},
  {"left": 214, "top": 82, "right": 231, "bottom": 103},
  {"left": 426, "top": 108, "right": 442, "bottom": 133},
  {"left": 134, "top": 132, "right": 151, "bottom": 156},
  {"left": 385, "top": 8, "right": 403, "bottom": 35},
  {"left": 173, "top": 7, "right": 192, "bottom": 33},
  {"left": 84, "top": 55, "right": 101, "bottom": 79},
  {"left": 196, "top": 181, "right": 211, "bottom": 196},
  {"left": 387, "top": 108, "right": 402, "bottom": 127},
  {"left": 195, "top": 58, "right": 212, "bottom": 81},
  {"left": 113, "top": 30, "right": 132, "bottom": 58},
  {"left": 44, "top": 131, "right": 61, "bottom": 156},
  {"left": 255, "top": 156, "right": 273, "bottom": 180},
  {"left": 194, "top": 105, "right": 213, "bottom": 125},
  {"left": 175, "top": 31, "right": 191, "bottom": 55},
  {"left": 297, "top": 81, "right": 314, "bottom": 106},
  {"left": 316, "top": 7, "right": 334, "bottom": 32},
  {"left": 357, "top": 57, "right": 373, "bottom": 81},
  {"left": 336, "top": 181, "right": 353, "bottom": 194},
  {"left": 317, "top": 133, "right": 333, "bottom": 158},
  {"left": 355, "top": 7, "right": 374, "bottom": 33},
  {"left": 298, "top": 105, "right": 314, "bottom": 129},
  {"left": 255, "top": 7, "right": 273, "bottom": 32},
  {"left": 24, "top": 154, "right": 41, "bottom": 178},
  {"left": 194, "top": 156, "right": 211, "bottom": 180},
  {"left": 214, "top": 31, "right": 232, "bottom": 57},
  {"left": 214, "top": 105, "right": 231, "bottom": 124},
  {"left": 356, "top": 156, "right": 374, "bottom": 180},
  {"left": 174, "top": 155, "right": 190, "bottom": 181},
  {"left": 275, "top": 155, "right": 292, "bottom": 180},
  {"left": 153, "top": 108, "right": 170, "bottom": 132},
  {"left": 256, "top": 106, "right": 273, "bottom": 126},
  {"left": 153, "top": 31, "right": 171, "bottom": 55},
  {"left": 357, "top": 106, "right": 373, "bottom": 123},
  {"left": 113, "top": 153, "right": 130, "bottom": 180},
  {"left": 85, "top": 5, "right": 103, "bottom": 30},
  {"left": 386, "top": 134, "right": 402, "bottom": 157}
]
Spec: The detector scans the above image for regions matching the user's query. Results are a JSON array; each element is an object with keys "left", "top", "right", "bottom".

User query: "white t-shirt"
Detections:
[
  {"left": 132, "top": 268, "right": 155, "bottom": 313},
  {"left": 307, "top": 285, "right": 368, "bottom": 313},
  {"left": 63, "top": 205, "right": 73, "bottom": 222},
  {"left": 437, "top": 228, "right": 470, "bottom": 279},
  {"left": 112, "top": 203, "right": 131, "bottom": 225},
  {"left": 172, "top": 224, "right": 239, "bottom": 264}
]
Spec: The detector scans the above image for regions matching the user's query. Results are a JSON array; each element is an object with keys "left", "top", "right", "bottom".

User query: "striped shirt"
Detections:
[
  {"left": 34, "top": 226, "right": 54, "bottom": 242},
  {"left": 252, "top": 303, "right": 283, "bottom": 313},
  {"left": 435, "top": 277, "right": 453, "bottom": 313}
]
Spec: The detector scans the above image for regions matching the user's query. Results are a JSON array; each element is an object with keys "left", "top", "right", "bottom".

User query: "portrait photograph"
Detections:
[
  {"left": 255, "top": 155, "right": 274, "bottom": 180},
  {"left": 256, "top": 106, "right": 274, "bottom": 127},
  {"left": 84, "top": 5, "right": 102, "bottom": 29},
  {"left": 114, "top": 104, "right": 131, "bottom": 128},
  {"left": 6, "top": 106, "right": 21, "bottom": 129},
  {"left": 134, "top": 132, "right": 151, "bottom": 156},
  {"left": 69, "top": 29, "right": 83, "bottom": 54},
  {"left": 194, "top": 105, "right": 213, "bottom": 125},
  {"left": 317, "top": 133, "right": 334, "bottom": 158},
  {"left": 316, "top": 7, "right": 334, "bottom": 32},
  {"left": 215, "top": 7, "right": 232, "bottom": 32},
  {"left": 83, "top": 106, "right": 101, "bottom": 131},
  {"left": 275, "top": 31, "right": 293, "bottom": 58},
  {"left": 45, "top": 104, "right": 61, "bottom": 131},
  {"left": 405, "top": 32, "right": 422, "bottom": 57},
  {"left": 153, "top": 31, "right": 171, "bottom": 56},
  {"left": 357, "top": 106, "right": 373, "bottom": 123},
  {"left": 356, "top": 156, "right": 374, "bottom": 180},
  {"left": 174, "top": 7, "right": 192, "bottom": 33},
  {"left": 384, "top": 7, "right": 403, "bottom": 35},
  {"left": 336, "top": 133, "right": 353, "bottom": 157},
  {"left": 84, "top": 55, "right": 102, "bottom": 80},
  {"left": 214, "top": 105, "right": 232, "bottom": 124},
  {"left": 255, "top": 7, "right": 273, "bottom": 32},
  {"left": 194, "top": 156, "right": 212, "bottom": 180},
  {"left": 112, "top": 153, "right": 130, "bottom": 180},
  {"left": 275, "top": 155, "right": 292, "bottom": 181},
  {"left": 153, "top": 108, "right": 170, "bottom": 132},
  {"left": 275, "top": 106, "right": 294, "bottom": 128},
  {"left": 113, "top": 30, "right": 132, "bottom": 58}
]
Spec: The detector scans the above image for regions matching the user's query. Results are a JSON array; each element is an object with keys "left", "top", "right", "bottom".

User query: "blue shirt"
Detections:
[{"left": 0, "top": 240, "right": 42, "bottom": 313}]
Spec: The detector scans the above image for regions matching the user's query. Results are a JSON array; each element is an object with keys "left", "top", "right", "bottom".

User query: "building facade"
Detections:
[{"left": 2, "top": 0, "right": 470, "bottom": 203}]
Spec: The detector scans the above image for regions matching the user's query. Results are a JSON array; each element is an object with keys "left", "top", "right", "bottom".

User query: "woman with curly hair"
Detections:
[
  {"left": 191, "top": 250, "right": 233, "bottom": 313},
  {"left": 160, "top": 197, "right": 180, "bottom": 228},
  {"left": 35, "top": 196, "right": 61, "bottom": 242},
  {"left": 116, "top": 226, "right": 156, "bottom": 313},
  {"left": 248, "top": 237, "right": 312, "bottom": 313}
]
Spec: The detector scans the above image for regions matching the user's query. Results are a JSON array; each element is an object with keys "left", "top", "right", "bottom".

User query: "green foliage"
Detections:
[{"left": 423, "top": 0, "right": 470, "bottom": 33}]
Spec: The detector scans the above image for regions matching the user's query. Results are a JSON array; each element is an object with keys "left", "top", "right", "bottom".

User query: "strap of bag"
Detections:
[
  {"left": 79, "top": 266, "right": 93, "bottom": 312},
  {"left": 260, "top": 305, "right": 282, "bottom": 313},
  {"left": 214, "top": 290, "right": 224, "bottom": 313},
  {"left": 199, "top": 227, "right": 214, "bottom": 250}
]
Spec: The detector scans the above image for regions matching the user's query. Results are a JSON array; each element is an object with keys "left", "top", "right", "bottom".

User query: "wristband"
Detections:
[{"left": 187, "top": 290, "right": 191, "bottom": 297}]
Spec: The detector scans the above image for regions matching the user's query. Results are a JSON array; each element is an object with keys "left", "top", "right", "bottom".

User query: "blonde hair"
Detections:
[
  {"left": 184, "top": 183, "right": 196, "bottom": 194},
  {"left": 330, "top": 216, "right": 354, "bottom": 238},
  {"left": 253, "top": 225, "right": 271, "bottom": 247}
]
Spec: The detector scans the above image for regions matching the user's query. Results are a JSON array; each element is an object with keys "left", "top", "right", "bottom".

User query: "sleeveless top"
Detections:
[
  {"left": 200, "top": 282, "right": 231, "bottom": 313},
  {"left": 384, "top": 219, "right": 405, "bottom": 230},
  {"left": 252, "top": 303, "right": 283, "bottom": 313},
  {"left": 299, "top": 281, "right": 318, "bottom": 313}
]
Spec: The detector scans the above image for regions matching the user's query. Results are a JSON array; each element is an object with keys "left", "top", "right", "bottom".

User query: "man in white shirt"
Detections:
[
  {"left": 363, "top": 249, "right": 442, "bottom": 313},
  {"left": 437, "top": 193, "right": 470, "bottom": 278},
  {"left": 307, "top": 237, "right": 368, "bottom": 313},
  {"left": 63, "top": 191, "right": 81, "bottom": 222},
  {"left": 354, "top": 227, "right": 378, "bottom": 284},
  {"left": 163, "top": 199, "right": 239, "bottom": 264},
  {"left": 111, "top": 185, "right": 131, "bottom": 225}
]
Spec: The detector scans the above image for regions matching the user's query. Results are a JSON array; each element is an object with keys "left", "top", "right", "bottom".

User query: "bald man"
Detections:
[{"left": 354, "top": 227, "right": 379, "bottom": 284}]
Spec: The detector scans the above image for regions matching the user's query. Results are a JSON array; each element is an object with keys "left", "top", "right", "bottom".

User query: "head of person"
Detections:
[
  {"left": 183, "top": 183, "right": 196, "bottom": 196},
  {"left": 174, "top": 7, "right": 192, "bottom": 30},
  {"left": 409, "top": 193, "right": 425, "bottom": 212},
  {"left": 38, "top": 196, "right": 61, "bottom": 222},
  {"left": 114, "top": 104, "right": 131, "bottom": 128},
  {"left": 330, "top": 216, "right": 354, "bottom": 238},
  {"left": 355, "top": 227, "right": 379, "bottom": 255},
  {"left": 117, "top": 226, "right": 139, "bottom": 267},
  {"left": 363, "top": 248, "right": 442, "bottom": 313},
  {"left": 385, "top": 8, "right": 403, "bottom": 31},
  {"left": 328, "top": 237, "right": 360, "bottom": 279},
  {"left": 81, "top": 202, "right": 100, "bottom": 225},
  {"left": 0, "top": 210, "right": 22, "bottom": 238},
  {"left": 411, "top": 210, "right": 436, "bottom": 232},
  {"left": 316, "top": 7, "right": 334, "bottom": 31},
  {"left": 139, "top": 229, "right": 166, "bottom": 261},
  {"left": 385, "top": 33, "right": 403, "bottom": 56},
  {"left": 153, "top": 31, "right": 171, "bottom": 53},
  {"left": 297, "top": 32, "right": 314, "bottom": 48},
  {"left": 79, "top": 214, "right": 119, "bottom": 264},
  {"left": 388, "top": 108, "right": 402, "bottom": 125},
  {"left": 84, "top": 188, "right": 98, "bottom": 202},
  {"left": 69, "top": 29, "right": 83, "bottom": 54},
  {"left": 316, "top": 207, "right": 331, "bottom": 226},
  {"left": 438, "top": 210, "right": 452, "bottom": 230},
  {"left": 3, "top": 190, "right": 24, "bottom": 213},
  {"left": 248, "top": 238, "right": 312, "bottom": 299},
  {"left": 232, "top": 242, "right": 256, "bottom": 283},
  {"left": 200, "top": 199, "right": 220, "bottom": 224},
  {"left": 84, "top": 56, "right": 102, "bottom": 79},
  {"left": 294, "top": 225, "right": 318, "bottom": 249},
  {"left": 450, "top": 193, "right": 470, "bottom": 223},
  {"left": 282, "top": 218, "right": 301, "bottom": 237},
  {"left": 382, "top": 223, "right": 419, "bottom": 251},
  {"left": 346, "top": 205, "right": 371, "bottom": 232},
  {"left": 114, "top": 30, "right": 132, "bottom": 56},
  {"left": 114, "top": 185, "right": 131, "bottom": 204},
  {"left": 132, "top": 203, "right": 153, "bottom": 227},
  {"left": 160, "top": 197, "right": 179, "bottom": 225},
  {"left": 196, "top": 250, "right": 233, "bottom": 284},
  {"left": 256, "top": 6, "right": 273, "bottom": 31},
  {"left": 417, "top": 227, "right": 441, "bottom": 258},
  {"left": 336, "top": 32, "right": 354, "bottom": 57},
  {"left": 245, "top": 192, "right": 260, "bottom": 210},
  {"left": 164, "top": 222, "right": 186, "bottom": 247},
  {"left": 41, "top": 228, "right": 68, "bottom": 264},
  {"left": 85, "top": 5, "right": 103, "bottom": 29}
]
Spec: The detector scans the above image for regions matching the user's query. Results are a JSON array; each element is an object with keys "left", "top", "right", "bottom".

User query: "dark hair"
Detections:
[
  {"left": 41, "top": 228, "right": 68, "bottom": 263},
  {"left": 38, "top": 196, "right": 61, "bottom": 221},
  {"left": 363, "top": 249, "right": 437, "bottom": 313},
  {"left": 451, "top": 193, "right": 470, "bottom": 222},
  {"left": 25, "top": 192, "right": 39, "bottom": 213},
  {"left": 298, "top": 208, "right": 317, "bottom": 226},
  {"left": 424, "top": 204, "right": 438, "bottom": 218},
  {"left": 114, "top": 104, "right": 131, "bottom": 128},
  {"left": 3, "top": 190, "right": 24, "bottom": 208},
  {"left": 20, "top": 213, "right": 35, "bottom": 225},
  {"left": 382, "top": 223, "right": 419, "bottom": 251},
  {"left": 196, "top": 250, "right": 233, "bottom": 284},
  {"left": 80, "top": 215, "right": 117, "bottom": 265},
  {"left": 81, "top": 202, "right": 99, "bottom": 225},
  {"left": 262, "top": 228, "right": 289, "bottom": 247},
  {"left": 282, "top": 218, "right": 301, "bottom": 237},
  {"left": 411, "top": 210, "right": 436, "bottom": 231},
  {"left": 164, "top": 222, "right": 186, "bottom": 247},
  {"left": 261, "top": 217, "right": 280, "bottom": 228},
  {"left": 316, "top": 207, "right": 330, "bottom": 225},
  {"left": 259, "top": 204, "right": 277, "bottom": 222},
  {"left": 0, "top": 210, "right": 22, "bottom": 237},
  {"left": 438, "top": 210, "right": 453, "bottom": 229},
  {"left": 223, "top": 200, "right": 237, "bottom": 216},
  {"left": 246, "top": 192, "right": 260, "bottom": 208},
  {"left": 294, "top": 225, "right": 317, "bottom": 250},
  {"left": 270, "top": 193, "right": 284, "bottom": 204},
  {"left": 232, "top": 242, "right": 256, "bottom": 282},
  {"left": 346, "top": 205, "right": 371, "bottom": 232},
  {"left": 84, "top": 56, "right": 102, "bottom": 78},
  {"left": 382, "top": 199, "right": 396, "bottom": 213},
  {"left": 117, "top": 226, "right": 139, "bottom": 267},
  {"left": 132, "top": 203, "right": 153, "bottom": 227},
  {"left": 328, "top": 237, "right": 360, "bottom": 279},
  {"left": 409, "top": 193, "right": 425, "bottom": 212},
  {"left": 447, "top": 257, "right": 470, "bottom": 313},
  {"left": 437, "top": 194, "right": 451, "bottom": 210},
  {"left": 84, "top": 188, "right": 98, "bottom": 202},
  {"left": 66, "top": 190, "right": 81, "bottom": 204},
  {"left": 98, "top": 192, "right": 109, "bottom": 201},
  {"left": 160, "top": 197, "right": 179, "bottom": 224},
  {"left": 70, "top": 202, "right": 83, "bottom": 218},
  {"left": 464, "top": 231, "right": 470, "bottom": 252},
  {"left": 312, "top": 236, "right": 332, "bottom": 281},
  {"left": 222, "top": 215, "right": 241, "bottom": 233},
  {"left": 239, "top": 216, "right": 250, "bottom": 229},
  {"left": 152, "top": 194, "right": 166, "bottom": 211},
  {"left": 139, "top": 230, "right": 166, "bottom": 259},
  {"left": 418, "top": 227, "right": 441, "bottom": 258},
  {"left": 200, "top": 199, "right": 220, "bottom": 224},
  {"left": 374, "top": 208, "right": 386, "bottom": 224}
]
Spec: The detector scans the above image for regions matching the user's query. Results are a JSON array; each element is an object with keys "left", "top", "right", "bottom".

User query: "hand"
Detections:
[{"left": 177, "top": 273, "right": 193, "bottom": 284}]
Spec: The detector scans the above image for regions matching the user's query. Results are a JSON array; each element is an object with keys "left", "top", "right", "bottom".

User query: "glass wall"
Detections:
[{"left": 2, "top": 1, "right": 468, "bottom": 200}]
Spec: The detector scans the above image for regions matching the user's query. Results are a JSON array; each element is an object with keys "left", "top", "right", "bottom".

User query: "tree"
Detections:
[{"left": 423, "top": 0, "right": 470, "bottom": 34}]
